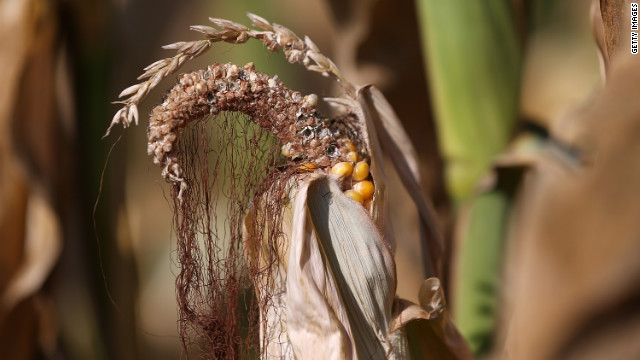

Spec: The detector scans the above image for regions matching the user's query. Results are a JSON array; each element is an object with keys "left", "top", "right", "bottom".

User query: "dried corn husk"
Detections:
[{"left": 244, "top": 174, "right": 470, "bottom": 359}]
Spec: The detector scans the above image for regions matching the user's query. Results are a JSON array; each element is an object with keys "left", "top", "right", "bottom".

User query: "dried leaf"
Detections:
[
  {"left": 498, "top": 55, "right": 640, "bottom": 360},
  {"left": 285, "top": 174, "right": 358, "bottom": 359},
  {"left": 1, "top": 190, "right": 61, "bottom": 311},
  {"left": 358, "top": 86, "right": 443, "bottom": 277},
  {"left": 389, "top": 279, "right": 473, "bottom": 360},
  {"left": 305, "top": 176, "right": 396, "bottom": 358}
]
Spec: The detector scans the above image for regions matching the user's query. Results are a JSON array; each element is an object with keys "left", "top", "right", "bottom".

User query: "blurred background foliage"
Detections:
[{"left": 0, "top": 0, "right": 638, "bottom": 359}]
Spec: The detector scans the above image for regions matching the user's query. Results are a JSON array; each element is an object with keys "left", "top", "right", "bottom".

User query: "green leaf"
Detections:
[
  {"left": 453, "top": 133, "right": 545, "bottom": 355},
  {"left": 415, "top": 0, "right": 522, "bottom": 200}
]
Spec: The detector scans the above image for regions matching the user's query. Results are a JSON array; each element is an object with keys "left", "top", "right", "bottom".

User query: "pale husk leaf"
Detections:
[
  {"left": 285, "top": 174, "right": 357, "bottom": 359},
  {"left": 357, "top": 85, "right": 443, "bottom": 277},
  {"left": 243, "top": 174, "right": 401, "bottom": 359},
  {"left": 305, "top": 176, "right": 397, "bottom": 359}
]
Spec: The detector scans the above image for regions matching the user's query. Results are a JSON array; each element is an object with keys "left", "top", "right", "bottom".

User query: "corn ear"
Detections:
[
  {"left": 243, "top": 173, "right": 396, "bottom": 359},
  {"left": 244, "top": 173, "right": 473, "bottom": 359}
]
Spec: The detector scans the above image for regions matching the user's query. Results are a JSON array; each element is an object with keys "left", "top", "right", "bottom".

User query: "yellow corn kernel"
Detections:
[
  {"left": 344, "top": 141, "right": 357, "bottom": 153},
  {"left": 346, "top": 151, "right": 358, "bottom": 162},
  {"left": 352, "top": 161, "right": 370, "bottom": 181},
  {"left": 299, "top": 163, "right": 316, "bottom": 172},
  {"left": 344, "top": 190, "right": 364, "bottom": 204},
  {"left": 353, "top": 180, "right": 374, "bottom": 200},
  {"left": 331, "top": 162, "right": 353, "bottom": 178}
]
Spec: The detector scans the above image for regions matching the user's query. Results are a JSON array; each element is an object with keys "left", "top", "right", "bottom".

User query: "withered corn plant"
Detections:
[{"left": 105, "top": 14, "right": 471, "bottom": 359}]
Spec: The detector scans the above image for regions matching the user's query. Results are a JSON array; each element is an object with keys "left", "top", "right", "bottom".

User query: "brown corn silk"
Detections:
[{"left": 149, "top": 62, "right": 365, "bottom": 357}]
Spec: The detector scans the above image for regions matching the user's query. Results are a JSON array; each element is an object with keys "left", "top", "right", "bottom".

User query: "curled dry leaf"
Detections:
[{"left": 389, "top": 278, "right": 473, "bottom": 360}]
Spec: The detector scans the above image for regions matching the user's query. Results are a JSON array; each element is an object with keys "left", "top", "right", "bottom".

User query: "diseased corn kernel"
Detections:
[
  {"left": 331, "top": 162, "right": 353, "bottom": 178},
  {"left": 299, "top": 163, "right": 316, "bottom": 172},
  {"left": 352, "top": 161, "right": 370, "bottom": 181},
  {"left": 344, "top": 190, "right": 364, "bottom": 204},
  {"left": 353, "top": 180, "right": 374, "bottom": 200},
  {"left": 347, "top": 151, "right": 358, "bottom": 162}
]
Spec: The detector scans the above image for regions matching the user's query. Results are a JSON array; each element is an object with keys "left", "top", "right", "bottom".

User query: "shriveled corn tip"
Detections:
[
  {"left": 347, "top": 151, "right": 358, "bottom": 162},
  {"left": 344, "top": 190, "right": 364, "bottom": 204},
  {"left": 299, "top": 163, "right": 316, "bottom": 172},
  {"left": 353, "top": 180, "right": 374, "bottom": 200},
  {"left": 352, "top": 161, "right": 370, "bottom": 181},
  {"left": 331, "top": 162, "right": 353, "bottom": 178}
]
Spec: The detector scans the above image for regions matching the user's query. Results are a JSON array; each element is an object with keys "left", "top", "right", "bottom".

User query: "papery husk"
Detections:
[
  {"left": 389, "top": 278, "right": 473, "bottom": 360},
  {"left": 357, "top": 85, "right": 444, "bottom": 278},
  {"left": 244, "top": 174, "right": 396, "bottom": 359},
  {"left": 325, "top": 94, "right": 390, "bottom": 240},
  {"left": 244, "top": 173, "right": 472, "bottom": 359},
  {"left": 303, "top": 176, "right": 396, "bottom": 358}
]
